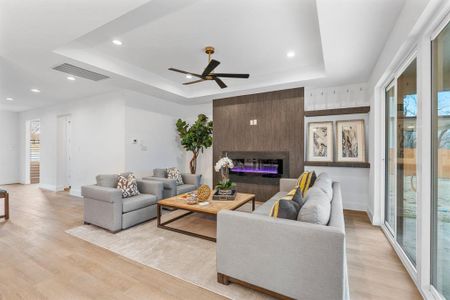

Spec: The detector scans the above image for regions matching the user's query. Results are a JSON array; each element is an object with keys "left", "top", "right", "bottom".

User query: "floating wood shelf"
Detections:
[
  {"left": 304, "top": 161, "right": 370, "bottom": 168},
  {"left": 304, "top": 106, "right": 370, "bottom": 117}
]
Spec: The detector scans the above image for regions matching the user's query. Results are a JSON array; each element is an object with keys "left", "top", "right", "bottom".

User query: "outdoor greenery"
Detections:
[{"left": 176, "top": 114, "right": 213, "bottom": 174}]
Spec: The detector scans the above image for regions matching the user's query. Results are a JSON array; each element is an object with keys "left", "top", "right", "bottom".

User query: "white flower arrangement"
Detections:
[{"left": 214, "top": 156, "right": 234, "bottom": 172}]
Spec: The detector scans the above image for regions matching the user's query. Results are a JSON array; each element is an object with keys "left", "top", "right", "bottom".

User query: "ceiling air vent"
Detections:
[{"left": 52, "top": 63, "right": 110, "bottom": 81}]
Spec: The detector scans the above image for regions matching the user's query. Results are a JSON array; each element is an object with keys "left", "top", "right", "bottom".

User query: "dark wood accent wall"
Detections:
[{"left": 213, "top": 88, "right": 305, "bottom": 201}]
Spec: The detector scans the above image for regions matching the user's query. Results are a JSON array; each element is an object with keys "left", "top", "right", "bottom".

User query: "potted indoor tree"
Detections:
[{"left": 176, "top": 114, "right": 213, "bottom": 174}]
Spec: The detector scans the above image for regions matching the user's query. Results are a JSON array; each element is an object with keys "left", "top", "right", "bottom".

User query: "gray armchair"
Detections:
[
  {"left": 142, "top": 168, "right": 202, "bottom": 199},
  {"left": 81, "top": 173, "right": 163, "bottom": 233}
]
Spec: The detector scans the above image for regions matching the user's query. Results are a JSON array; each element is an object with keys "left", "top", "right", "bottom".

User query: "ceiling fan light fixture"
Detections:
[{"left": 168, "top": 46, "right": 249, "bottom": 89}]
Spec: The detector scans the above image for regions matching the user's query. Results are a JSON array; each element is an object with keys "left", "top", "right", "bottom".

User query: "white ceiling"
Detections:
[{"left": 0, "top": 0, "right": 406, "bottom": 111}]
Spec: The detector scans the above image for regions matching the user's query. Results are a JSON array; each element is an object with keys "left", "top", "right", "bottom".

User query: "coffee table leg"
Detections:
[
  {"left": 156, "top": 203, "right": 161, "bottom": 226},
  {"left": 252, "top": 197, "right": 255, "bottom": 211}
]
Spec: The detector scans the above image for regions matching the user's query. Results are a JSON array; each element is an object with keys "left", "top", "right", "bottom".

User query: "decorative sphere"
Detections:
[{"left": 197, "top": 185, "right": 211, "bottom": 201}]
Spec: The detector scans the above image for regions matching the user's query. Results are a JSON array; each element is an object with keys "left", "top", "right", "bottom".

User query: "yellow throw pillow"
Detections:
[{"left": 297, "top": 171, "right": 317, "bottom": 196}]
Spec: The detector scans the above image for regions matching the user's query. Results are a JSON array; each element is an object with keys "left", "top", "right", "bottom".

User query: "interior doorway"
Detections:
[
  {"left": 29, "top": 120, "right": 40, "bottom": 184},
  {"left": 57, "top": 115, "right": 72, "bottom": 191}
]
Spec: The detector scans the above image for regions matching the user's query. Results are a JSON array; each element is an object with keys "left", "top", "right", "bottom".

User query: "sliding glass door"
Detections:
[
  {"left": 431, "top": 21, "right": 450, "bottom": 299},
  {"left": 385, "top": 84, "right": 396, "bottom": 233},
  {"left": 385, "top": 58, "right": 417, "bottom": 266}
]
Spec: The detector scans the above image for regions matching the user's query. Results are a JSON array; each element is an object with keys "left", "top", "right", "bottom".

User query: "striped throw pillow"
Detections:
[{"left": 297, "top": 171, "right": 316, "bottom": 196}]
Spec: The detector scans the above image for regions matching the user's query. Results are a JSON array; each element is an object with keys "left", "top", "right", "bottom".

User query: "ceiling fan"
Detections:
[{"left": 168, "top": 46, "right": 250, "bottom": 89}]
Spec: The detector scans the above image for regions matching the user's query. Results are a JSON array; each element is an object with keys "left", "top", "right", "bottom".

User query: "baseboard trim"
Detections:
[
  {"left": 343, "top": 202, "right": 367, "bottom": 212},
  {"left": 70, "top": 189, "right": 82, "bottom": 198},
  {"left": 39, "top": 184, "right": 57, "bottom": 191}
]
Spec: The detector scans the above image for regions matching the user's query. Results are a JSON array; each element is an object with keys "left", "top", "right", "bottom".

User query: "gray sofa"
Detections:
[
  {"left": 217, "top": 176, "right": 349, "bottom": 300},
  {"left": 143, "top": 168, "right": 201, "bottom": 199},
  {"left": 81, "top": 173, "right": 163, "bottom": 233}
]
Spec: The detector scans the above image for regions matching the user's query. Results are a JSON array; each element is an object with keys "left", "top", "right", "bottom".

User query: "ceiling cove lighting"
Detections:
[
  {"left": 30, "top": 88, "right": 41, "bottom": 93},
  {"left": 6, "top": 97, "right": 13, "bottom": 101},
  {"left": 67, "top": 76, "right": 76, "bottom": 81},
  {"left": 286, "top": 51, "right": 295, "bottom": 58},
  {"left": 112, "top": 39, "right": 123, "bottom": 46},
  {"left": 186, "top": 74, "right": 193, "bottom": 79}
]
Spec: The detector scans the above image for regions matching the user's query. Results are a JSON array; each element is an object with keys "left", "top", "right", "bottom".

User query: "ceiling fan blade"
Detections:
[
  {"left": 168, "top": 68, "right": 202, "bottom": 78},
  {"left": 183, "top": 79, "right": 205, "bottom": 85},
  {"left": 202, "top": 59, "right": 220, "bottom": 77},
  {"left": 214, "top": 77, "right": 227, "bottom": 89},
  {"left": 214, "top": 73, "right": 250, "bottom": 79}
]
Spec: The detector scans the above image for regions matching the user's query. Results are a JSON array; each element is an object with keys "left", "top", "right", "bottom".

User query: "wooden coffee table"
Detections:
[{"left": 157, "top": 192, "right": 255, "bottom": 242}]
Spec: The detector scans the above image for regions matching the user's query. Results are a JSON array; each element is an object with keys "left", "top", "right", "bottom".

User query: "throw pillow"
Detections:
[
  {"left": 167, "top": 167, "right": 184, "bottom": 185},
  {"left": 117, "top": 174, "right": 140, "bottom": 198},
  {"left": 270, "top": 187, "right": 305, "bottom": 220},
  {"left": 297, "top": 187, "right": 331, "bottom": 225},
  {"left": 297, "top": 171, "right": 317, "bottom": 196}
]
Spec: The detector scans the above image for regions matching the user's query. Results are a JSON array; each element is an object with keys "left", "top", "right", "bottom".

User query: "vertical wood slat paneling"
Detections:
[{"left": 213, "top": 88, "right": 305, "bottom": 201}]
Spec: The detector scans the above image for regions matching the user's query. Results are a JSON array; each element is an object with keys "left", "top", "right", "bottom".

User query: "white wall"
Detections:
[
  {"left": 0, "top": 111, "right": 20, "bottom": 184},
  {"left": 19, "top": 93, "right": 126, "bottom": 196},
  {"left": 305, "top": 83, "right": 370, "bottom": 211},
  {"left": 125, "top": 106, "right": 185, "bottom": 178},
  {"left": 123, "top": 91, "right": 213, "bottom": 183}
]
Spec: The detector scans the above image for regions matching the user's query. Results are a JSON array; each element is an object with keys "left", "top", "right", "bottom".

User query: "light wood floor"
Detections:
[{"left": 0, "top": 184, "right": 421, "bottom": 300}]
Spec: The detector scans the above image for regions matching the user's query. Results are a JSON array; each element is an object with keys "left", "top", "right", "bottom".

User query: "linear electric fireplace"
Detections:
[{"left": 225, "top": 151, "right": 289, "bottom": 185}]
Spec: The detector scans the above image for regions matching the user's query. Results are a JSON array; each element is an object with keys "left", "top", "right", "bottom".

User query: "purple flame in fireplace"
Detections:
[{"left": 231, "top": 165, "right": 279, "bottom": 174}]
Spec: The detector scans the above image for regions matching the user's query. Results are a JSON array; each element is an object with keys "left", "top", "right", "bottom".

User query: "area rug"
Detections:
[{"left": 66, "top": 212, "right": 272, "bottom": 300}]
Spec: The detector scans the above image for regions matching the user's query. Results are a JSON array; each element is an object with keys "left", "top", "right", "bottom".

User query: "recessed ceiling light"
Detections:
[
  {"left": 112, "top": 39, "right": 123, "bottom": 46},
  {"left": 287, "top": 51, "right": 295, "bottom": 58},
  {"left": 6, "top": 97, "right": 13, "bottom": 101},
  {"left": 31, "top": 88, "right": 41, "bottom": 93},
  {"left": 186, "top": 74, "right": 193, "bottom": 79},
  {"left": 67, "top": 76, "right": 76, "bottom": 81}
]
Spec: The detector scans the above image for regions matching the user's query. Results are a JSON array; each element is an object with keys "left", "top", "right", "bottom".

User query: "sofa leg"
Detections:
[
  {"left": 217, "top": 273, "right": 230, "bottom": 285},
  {"left": 84, "top": 221, "right": 90, "bottom": 225}
]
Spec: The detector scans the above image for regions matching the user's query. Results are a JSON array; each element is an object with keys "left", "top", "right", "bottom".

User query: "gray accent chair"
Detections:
[
  {"left": 81, "top": 173, "right": 164, "bottom": 233},
  {"left": 142, "top": 168, "right": 202, "bottom": 199},
  {"left": 217, "top": 178, "right": 349, "bottom": 300}
]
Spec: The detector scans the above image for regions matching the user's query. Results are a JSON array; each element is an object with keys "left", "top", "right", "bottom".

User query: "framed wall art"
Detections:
[
  {"left": 336, "top": 119, "right": 366, "bottom": 162},
  {"left": 307, "top": 121, "right": 333, "bottom": 162}
]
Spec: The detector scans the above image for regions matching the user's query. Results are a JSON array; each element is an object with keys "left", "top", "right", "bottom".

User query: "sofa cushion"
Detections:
[
  {"left": 96, "top": 174, "right": 119, "bottom": 188},
  {"left": 297, "top": 187, "right": 331, "bottom": 225},
  {"left": 313, "top": 172, "right": 333, "bottom": 200},
  {"left": 154, "top": 168, "right": 167, "bottom": 178},
  {"left": 122, "top": 194, "right": 157, "bottom": 213},
  {"left": 117, "top": 174, "right": 140, "bottom": 198},
  {"left": 253, "top": 192, "right": 287, "bottom": 216},
  {"left": 177, "top": 184, "right": 196, "bottom": 194}
]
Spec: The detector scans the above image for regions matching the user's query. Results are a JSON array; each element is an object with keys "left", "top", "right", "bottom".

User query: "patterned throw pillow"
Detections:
[
  {"left": 167, "top": 167, "right": 184, "bottom": 185},
  {"left": 117, "top": 174, "right": 140, "bottom": 198}
]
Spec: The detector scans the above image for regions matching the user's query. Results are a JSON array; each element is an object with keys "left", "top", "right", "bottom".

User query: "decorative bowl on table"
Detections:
[{"left": 185, "top": 196, "right": 198, "bottom": 205}]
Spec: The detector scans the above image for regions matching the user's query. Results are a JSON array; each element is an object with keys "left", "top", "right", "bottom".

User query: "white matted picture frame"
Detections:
[
  {"left": 307, "top": 121, "right": 333, "bottom": 162},
  {"left": 336, "top": 119, "right": 366, "bottom": 162}
]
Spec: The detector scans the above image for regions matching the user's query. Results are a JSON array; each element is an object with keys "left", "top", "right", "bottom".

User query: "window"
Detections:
[
  {"left": 431, "top": 21, "right": 450, "bottom": 299},
  {"left": 384, "top": 58, "right": 417, "bottom": 267},
  {"left": 396, "top": 59, "right": 417, "bottom": 265},
  {"left": 385, "top": 83, "right": 396, "bottom": 233}
]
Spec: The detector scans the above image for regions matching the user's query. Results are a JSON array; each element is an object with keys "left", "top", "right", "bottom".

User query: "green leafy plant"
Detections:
[
  {"left": 215, "top": 180, "right": 236, "bottom": 190},
  {"left": 176, "top": 114, "right": 213, "bottom": 174}
]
